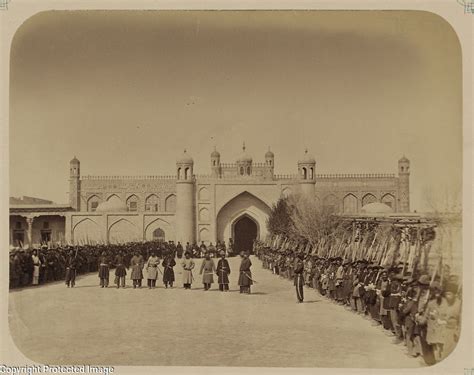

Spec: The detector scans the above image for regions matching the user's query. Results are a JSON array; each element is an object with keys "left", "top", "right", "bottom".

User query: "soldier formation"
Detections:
[
  {"left": 254, "top": 240, "right": 461, "bottom": 365},
  {"left": 9, "top": 239, "right": 249, "bottom": 293},
  {"left": 9, "top": 226, "right": 460, "bottom": 366},
  {"left": 8, "top": 240, "right": 181, "bottom": 289}
]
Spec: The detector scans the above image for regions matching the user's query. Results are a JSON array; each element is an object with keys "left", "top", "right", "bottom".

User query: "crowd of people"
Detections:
[
  {"left": 254, "top": 240, "right": 461, "bottom": 365},
  {"left": 9, "top": 235, "right": 461, "bottom": 365},
  {"left": 9, "top": 239, "right": 249, "bottom": 292}
]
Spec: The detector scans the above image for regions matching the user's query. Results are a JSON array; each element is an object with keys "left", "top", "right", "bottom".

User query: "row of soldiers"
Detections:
[
  {"left": 254, "top": 241, "right": 461, "bottom": 365},
  {"left": 8, "top": 240, "right": 234, "bottom": 289},
  {"left": 95, "top": 249, "right": 253, "bottom": 293}
]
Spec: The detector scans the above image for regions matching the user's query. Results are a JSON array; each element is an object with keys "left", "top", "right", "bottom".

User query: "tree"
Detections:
[
  {"left": 266, "top": 197, "right": 294, "bottom": 238},
  {"left": 289, "top": 194, "right": 344, "bottom": 246}
]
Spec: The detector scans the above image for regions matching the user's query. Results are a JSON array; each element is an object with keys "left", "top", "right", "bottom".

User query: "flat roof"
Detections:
[{"left": 10, "top": 204, "right": 73, "bottom": 213}]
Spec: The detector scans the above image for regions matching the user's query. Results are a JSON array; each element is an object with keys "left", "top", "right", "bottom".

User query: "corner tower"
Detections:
[
  {"left": 398, "top": 156, "right": 410, "bottom": 212},
  {"left": 69, "top": 156, "right": 81, "bottom": 211},
  {"left": 298, "top": 149, "right": 316, "bottom": 197},
  {"left": 211, "top": 147, "right": 221, "bottom": 178},
  {"left": 176, "top": 150, "right": 195, "bottom": 244},
  {"left": 264, "top": 147, "right": 274, "bottom": 179}
]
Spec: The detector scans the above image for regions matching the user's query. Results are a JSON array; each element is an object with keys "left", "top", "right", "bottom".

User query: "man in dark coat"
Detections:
[
  {"left": 98, "top": 251, "right": 110, "bottom": 288},
  {"left": 238, "top": 252, "right": 253, "bottom": 294},
  {"left": 216, "top": 251, "right": 231, "bottom": 291},
  {"left": 22, "top": 250, "right": 34, "bottom": 286},
  {"left": 176, "top": 242, "right": 184, "bottom": 259},
  {"left": 65, "top": 249, "right": 78, "bottom": 288},
  {"left": 199, "top": 241, "right": 207, "bottom": 257},
  {"left": 39, "top": 247, "right": 48, "bottom": 284},
  {"left": 185, "top": 242, "right": 192, "bottom": 257},
  {"left": 114, "top": 251, "right": 127, "bottom": 288},
  {"left": 162, "top": 254, "right": 177, "bottom": 288},
  {"left": 9, "top": 252, "right": 20, "bottom": 288},
  {"left": 294, "top": 253, "right": 305, "bottom": 303}
]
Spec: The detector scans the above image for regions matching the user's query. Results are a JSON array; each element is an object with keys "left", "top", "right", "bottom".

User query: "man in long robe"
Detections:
[
  {"left": 216, "top": 251, "right": 231, "bottom": 291},
  {"left": 145, "top": 251, "right": 160, "bottom": 289},
  {"left": 200, "top": 253, "right": 216, "bottom": 290},
  {"left": 65, "top": 249, "right": 78, "bottom": 288},
  {"left": 162, "top": 254, "right": 176, "bottom": 288},
  {"left": 98, "top": 251, "right": 110, "bottom": 288},
  {"left": 418, "top": 281, "right": 461, "bottom": 363},
  {"left": 31, "top": 249, "right": 41, "bottom": 286},
  {"left": 294, "top": 253, "right": 305, "bottom": 303},
  {"left": 238, "top": 252, "right": 253, "bottom": 294},
  {"left": 114, "top": 251, "right": 127, "bottom": 288},
  {"left": 130, "top": 251, "right": 144, "bottom": 289},
  {"left": 181, "top": 252, "right": 195, "bottom": 289},
  {"left": 176, "top": 242, "right": 184, "bottom": 259}
]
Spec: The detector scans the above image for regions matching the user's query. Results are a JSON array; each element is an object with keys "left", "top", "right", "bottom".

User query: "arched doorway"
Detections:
[
  {"left": 216, "top": 191, "right": 271, "bottom": 246},
  {"left": 232, "top": 215, "right": 258, "bottom": 254},
  {"left": 153, "top": 228, "right": 165, "bottom": 242}
]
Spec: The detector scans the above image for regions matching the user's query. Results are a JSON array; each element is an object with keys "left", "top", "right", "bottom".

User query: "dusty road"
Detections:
[{"left": 9, "top": 256, "right": 423, "bottom": 368}]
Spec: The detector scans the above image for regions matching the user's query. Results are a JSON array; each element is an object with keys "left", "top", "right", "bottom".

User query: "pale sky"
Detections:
[{"left": 9, "top": 11, "right": 462, "bottom": 212}]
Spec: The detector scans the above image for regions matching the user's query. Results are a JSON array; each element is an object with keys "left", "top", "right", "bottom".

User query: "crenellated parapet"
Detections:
[
  {"left": 82, "top": 175, "right": 177, "bottom": 180},
  {"left": 315, "top": 173, "right": 396, "bottom": 179}
]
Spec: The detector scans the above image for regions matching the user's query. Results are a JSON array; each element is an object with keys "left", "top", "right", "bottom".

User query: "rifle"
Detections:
[{"left": 365, "top": 231, "right": 378, "bottom": 261}]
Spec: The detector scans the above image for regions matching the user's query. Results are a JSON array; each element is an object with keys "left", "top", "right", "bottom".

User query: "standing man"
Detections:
[
  {"left": 228, "top": 238, "right": 234, "bottom": 257},
  {"left": 199, "top": 241, "right": 207, "bottom": 257},
  {"left": 238, "top": 251, "right": 253, "bottom": 294},
  {"left": 176, "top": 242, "right": 184, "bottom": 259},
  {"left": 181, "top": 252, "right": 195, "bottom": 289},
  {"left": 162, "top": 253, "right": 177, "bottom": 288},
  {"left": 208, "top": 242, "right": 217, "bottom": 258},
  {"left": 9, "top": 251, "right": 21, "bottom": 289},
  {"left": 114, "top": 250, "right": 127, "bottom": 289},
  {"left": 98, "top": 251, "right": 110, "bottom": 288},
  {"left": 31, "top": 249, "right": 42, "bottom": 286},
  {"left": 216, "top": 250, "right": 231, "bottom": 292},
  {"left": 185, "top": 242, "right": 192, "bottom": 257},
  {"left": 39, "top": 246, "right": 48, "bottom": 284},
  {"left": 130, "top": 250, "right": 145, "bottom": 289},
  {"left": 65, "top": 249, "right": 78, "bottom": 288},
  {"left": 200, "top": 253, "right": 216, "bottom": 291},
  {"left": 145, "top": 250, "right": 160, "bottom": 289},
  {"left": 294, "top": 253, "right": 305, "bottom": 303}
]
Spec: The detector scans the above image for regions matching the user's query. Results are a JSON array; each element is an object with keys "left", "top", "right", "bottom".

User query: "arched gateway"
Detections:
[
  {"left": 216, "top": 191, "right": 271, "bottom": 254},
  {"left": 232, "top": 214, "right": 259, "bottom": 254}
]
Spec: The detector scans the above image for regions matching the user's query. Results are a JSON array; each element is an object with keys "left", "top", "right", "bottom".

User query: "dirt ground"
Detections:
[{"left": 9, "top": 256, "right": 423, "bottom": 368}]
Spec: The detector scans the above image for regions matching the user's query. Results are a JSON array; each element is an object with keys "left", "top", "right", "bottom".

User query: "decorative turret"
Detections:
[
  {"left": 236, "top": 142, "right": 253, "bottom": 176},
  {"left": 211, "top": 147, "right": 221, "bottom": 178},
  {"left": 176, "top": 149, "right": 194, "bottom": 181},
  {"left": 398, "top": 156, "right": 410, "bottom": 212},
  {"left": 176, "top": 149, "right": 195, "bottom": 244},
  {"left": 69, "top": 156, "right": 81, "bottom": 210},
  {"left": 297, "top": 149, "right": 316, "bottom": 197},
  {"left": 264, "top": 147, "right": 274, "bottom": 179}
]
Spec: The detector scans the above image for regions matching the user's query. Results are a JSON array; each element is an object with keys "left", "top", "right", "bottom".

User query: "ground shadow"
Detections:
[{"left": 69, "top": 285, "right": 100, "bottom": 289}]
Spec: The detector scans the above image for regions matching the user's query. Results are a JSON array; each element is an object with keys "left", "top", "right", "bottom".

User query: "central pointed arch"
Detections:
[
  {"left": 231, "top": 213, "right": 259, "bottom": 254},
  {"left": 216, "top": 191, "right": 271, "bottom": 245}
]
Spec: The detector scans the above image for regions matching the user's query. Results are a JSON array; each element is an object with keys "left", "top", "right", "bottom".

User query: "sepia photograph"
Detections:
[{"left": 3, "top": 6, "right": 469, "bottom": 372}]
